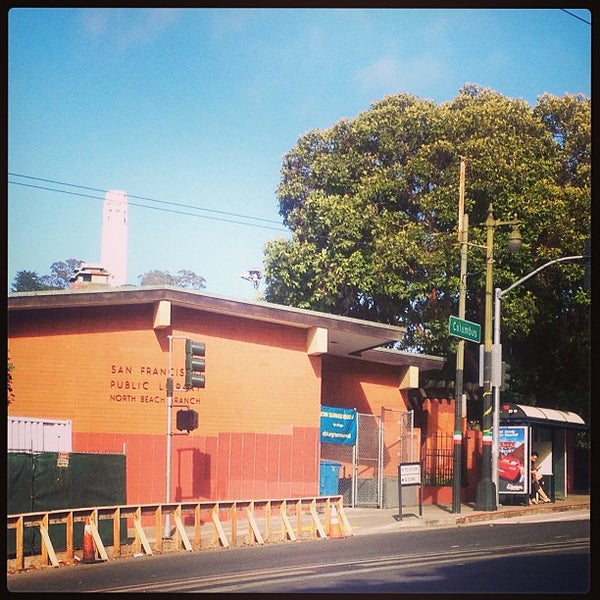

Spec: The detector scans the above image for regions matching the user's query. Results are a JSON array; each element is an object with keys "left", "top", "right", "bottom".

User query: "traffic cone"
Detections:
[
  {"left": 328, "top": 505, "right": 344, "bottom": 539},
  {"left": 82, "top": 518, "right": 95, "bottom": 562}
]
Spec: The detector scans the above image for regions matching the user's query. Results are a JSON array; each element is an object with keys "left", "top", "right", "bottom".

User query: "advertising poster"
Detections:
[
  {"left": 320, "top": 405, "right": 357, "bottom": 445},
  {"left": 498, "top": 425, "right": 528, "bottom": 495}
]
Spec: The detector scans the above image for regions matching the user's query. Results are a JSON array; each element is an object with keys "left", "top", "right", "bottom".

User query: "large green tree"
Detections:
[{"left": 263, "top": 84, "right": 590, "bottom": 418}]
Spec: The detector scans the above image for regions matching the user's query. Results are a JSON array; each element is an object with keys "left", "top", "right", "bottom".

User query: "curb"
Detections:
[{"left": 456, "top": 502, "right": 590, "bottom": 525}]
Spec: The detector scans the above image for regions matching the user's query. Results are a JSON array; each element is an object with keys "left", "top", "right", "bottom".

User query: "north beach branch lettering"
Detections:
[{"left": 109, "top": 364, "right": 201, "bottom": 406}]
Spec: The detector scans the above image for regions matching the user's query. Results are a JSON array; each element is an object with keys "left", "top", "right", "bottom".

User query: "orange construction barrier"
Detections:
[
  {"left": 82, "top": 518, "right": 95, "bottom": 562},
  {"left": 328, "top": 505, "right": 344, "bottom": 539}
]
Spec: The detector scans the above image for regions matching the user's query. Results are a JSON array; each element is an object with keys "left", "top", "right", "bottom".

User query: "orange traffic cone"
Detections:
[
  {"left": 82, "top": 518, "right": 95, "bottom": 562},
  {"left": 328, "top": 505, "right": 344, "bottom": 539}
]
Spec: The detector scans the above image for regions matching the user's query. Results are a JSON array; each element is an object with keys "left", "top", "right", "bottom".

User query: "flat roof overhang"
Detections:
[{"left": 8, "top": 286, "right": 445, "bottom": 370}]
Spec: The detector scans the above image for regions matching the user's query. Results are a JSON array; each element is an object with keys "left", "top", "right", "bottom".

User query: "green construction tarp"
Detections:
[{"left": 7, "top": 452, "right": 126, "bottom": 557}]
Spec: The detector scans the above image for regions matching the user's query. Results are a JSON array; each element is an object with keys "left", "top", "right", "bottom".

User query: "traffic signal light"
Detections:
[
  {"left": 176, "top": 409, "right": 198, "bottom": 432},
  {"left": 185, "top": 339, "right": 205, "bottom": 389},
  {"left": 500, "top": 361, "right": 511, "bottom": 392}
]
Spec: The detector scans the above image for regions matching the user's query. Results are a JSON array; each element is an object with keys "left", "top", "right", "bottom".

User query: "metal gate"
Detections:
[
  {"left": 321, "top": 408, "right": 414, "bottom": 508},
  {"left": 354, "top": 412, "right": 380, "bottom": 506}
]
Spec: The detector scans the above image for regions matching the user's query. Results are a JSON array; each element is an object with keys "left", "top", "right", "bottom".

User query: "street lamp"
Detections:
[
  {"left": 491, "top": 253, "right": 586, "bottom": 504},
  {"left": 475, "top": 203, "right": 521, "bottom": 512}
]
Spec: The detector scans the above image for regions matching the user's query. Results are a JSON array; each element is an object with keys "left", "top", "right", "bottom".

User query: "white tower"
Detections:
[{"left": 100, "top": 190, "right": 128, "bottom": 286}]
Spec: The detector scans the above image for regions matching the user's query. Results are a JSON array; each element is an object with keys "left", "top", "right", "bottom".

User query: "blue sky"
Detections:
[{"left": 7, "top": 7, "right": 591, "bottom": 300}]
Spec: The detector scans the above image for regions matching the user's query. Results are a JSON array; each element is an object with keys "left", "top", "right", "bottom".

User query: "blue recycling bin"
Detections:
[{"left": 319, "top": 460, "right": 342, "bottom": 496}]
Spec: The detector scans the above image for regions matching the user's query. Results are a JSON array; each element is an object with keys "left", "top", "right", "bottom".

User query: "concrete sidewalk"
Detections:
[
  {"left": 135, "top": 494, "right": 589, "bottom": 550},
  {"left": 344, "top": 493, "right": 591, "bottom": 536}
]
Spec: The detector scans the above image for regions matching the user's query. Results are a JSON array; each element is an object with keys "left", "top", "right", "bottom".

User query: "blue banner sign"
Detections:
[{"left": 320, "top": 405, "right": 357, "bottom": 445}]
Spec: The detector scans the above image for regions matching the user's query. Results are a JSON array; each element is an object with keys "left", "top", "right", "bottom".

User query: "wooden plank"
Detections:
[
  {"left": 15, "top": 516, "right": 24, "bottom": 571},
  {"left": 296, "top": 500, "right": 302, "bottom": 539},
  {"left": 173, "top": 510, "right": 193, "bottom": 551},
  {"left": 246, "top": 505, "right": 264, "bottom": 545},
  {"left": 112, "top": 508, "right": 121, "bottom": 557},
  {"left": 230, "top": 504, "right": 238, "bottom": 547},
  {"left": 337, "top": 502, "right": 352, "bottom": 537},
  {"left": 280, "top": 501, "right": 296, "bottom": 542},
  {"left": 309, "top": 501, "right": 327, "bottom": 539},
  {"left": 154, "top": 506, "right": 163, "bottom": 553},
  {"left": 133, "top": 515, "right": 153, "bottom": 556},
  {"left": 193, "top": 504, "right": 202, "bottom": 551},
  {"left": 65, "top": 512, "right": 74, "bottom": 561},
  {"left": 211, "top": 505, "right": 230, "bottom": 548},
  {"left": 264, "top": 501, "right": 272, "bottom": 543},
  {"left": 38, "top": 521, "right": 60, "bottom": 567},
  {"left": 89, "top": 518, "right": 109, "bottom": 561}
]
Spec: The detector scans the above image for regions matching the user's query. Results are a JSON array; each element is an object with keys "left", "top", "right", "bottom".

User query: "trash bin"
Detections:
[{"left": 319, "top": 461, "right": 342, "bottom": 496}]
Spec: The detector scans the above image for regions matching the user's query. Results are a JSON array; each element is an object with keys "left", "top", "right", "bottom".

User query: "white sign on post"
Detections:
[{"left": 400, "top": 462, "right": 421, "bottom": 485}]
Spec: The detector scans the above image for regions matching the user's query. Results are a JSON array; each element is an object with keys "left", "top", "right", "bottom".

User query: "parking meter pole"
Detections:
[{"left": 397, "top": 464, "right": 402, "bottom": 522}]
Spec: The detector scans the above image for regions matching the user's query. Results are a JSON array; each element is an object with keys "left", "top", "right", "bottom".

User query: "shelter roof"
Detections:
[
  {"left": 8, "top": 286, "right": 445, "bottom": 371},
  {"left": 499, "top": 402, "right": 586, "bottom": 429}
]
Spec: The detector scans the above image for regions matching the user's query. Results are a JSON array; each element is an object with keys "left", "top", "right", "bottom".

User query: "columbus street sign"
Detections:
[{"left": 448, "top": 315, "right": 481, "bottom": 343}]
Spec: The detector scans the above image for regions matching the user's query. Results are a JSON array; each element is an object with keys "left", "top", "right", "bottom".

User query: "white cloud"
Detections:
[
  {"left": 79, "top": 8, "right": 180, "bottom": 52},
  {"left": 355, "top": 55, "right": 444, "bottom": 97}
]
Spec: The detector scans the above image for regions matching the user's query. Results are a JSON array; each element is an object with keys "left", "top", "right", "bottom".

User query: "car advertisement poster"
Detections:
[{"left": 498, "top": 426, "right": 528, "bottom": 495}]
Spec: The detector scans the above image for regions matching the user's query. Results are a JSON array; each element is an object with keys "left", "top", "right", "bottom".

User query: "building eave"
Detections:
[{"left": 8, "top": 286, "right": 445, "bottom": 370}]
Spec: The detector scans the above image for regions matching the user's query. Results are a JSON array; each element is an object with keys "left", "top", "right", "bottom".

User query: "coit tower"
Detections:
[{"left": 100, "top": 190, "right": 128, "bottom": 286}]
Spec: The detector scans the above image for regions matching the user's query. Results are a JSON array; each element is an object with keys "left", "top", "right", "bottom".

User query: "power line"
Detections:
[
  {"left": 8, "top": 173, "right": 287, "bottom": 233},
  {"left": 560, "top": 9, "right": 591, "bottom": 25}
]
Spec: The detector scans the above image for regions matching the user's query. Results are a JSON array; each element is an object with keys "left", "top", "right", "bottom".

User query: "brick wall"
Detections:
[
  {"left": 321, "top": 355, "right": 409, "bottom": 414},
  {"left": 8, "top": 303, "right": 321, "bottom": 503}
]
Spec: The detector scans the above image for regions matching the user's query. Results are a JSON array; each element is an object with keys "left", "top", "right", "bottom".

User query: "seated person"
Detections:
[{"left": 530, "top": 451, "right": 551, "bottom": 504}]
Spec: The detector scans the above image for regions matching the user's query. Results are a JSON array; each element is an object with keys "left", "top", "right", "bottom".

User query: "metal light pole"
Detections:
[
  {"left": 452, "top": 158, "right": 468, "bottom": 514},
  {"left": 163, "top": 335, "right": 174, "bottom": 539},
  {"left": 491, "top": 254, "right": 585, "bottom": 503},
  {"left": 492, "top": 287, "right": 502, "bottom": 505},
  {"left": 475, "top": 205, "right": 498, "bottom": 511},
  {"left": 163, "top": 334, "right": 189, "bottom": 538},
  {"left": 163, "top": 335, "right": 173, "bottom": 539},
  {"left": 475, "top": 204, "right": 522, "bottom": 511}
]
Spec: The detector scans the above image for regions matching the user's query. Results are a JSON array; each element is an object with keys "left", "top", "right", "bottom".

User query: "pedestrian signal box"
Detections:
[{"left": 176, "top": 409, "right": 198, "bottom": 432}]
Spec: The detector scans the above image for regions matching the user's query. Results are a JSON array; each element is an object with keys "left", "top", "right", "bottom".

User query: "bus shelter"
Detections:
[{"left": 498, "top": 403, "right": 587, "bottom": 505}]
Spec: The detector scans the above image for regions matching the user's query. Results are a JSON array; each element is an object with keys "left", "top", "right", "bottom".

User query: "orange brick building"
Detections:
[{"left": 8, "top": 286, "right": 445, "bottom": 506}]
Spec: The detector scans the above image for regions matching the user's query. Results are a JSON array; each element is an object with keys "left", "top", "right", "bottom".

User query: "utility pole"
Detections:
[
  {"left": 452, "top": 157, "right": 468, "bottom": 514},
  {"left": 475, "top": 205, "right": 522, "bottom": 511}
]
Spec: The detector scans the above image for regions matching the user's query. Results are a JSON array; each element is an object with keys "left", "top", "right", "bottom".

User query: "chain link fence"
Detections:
[{"left": 321, "top": 408, "right": 415, "bottom": 508}]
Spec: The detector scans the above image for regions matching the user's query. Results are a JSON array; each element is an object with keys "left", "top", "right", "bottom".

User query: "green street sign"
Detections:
[{"left": 448, "top": 315, "right": 481, "bottom": 343}]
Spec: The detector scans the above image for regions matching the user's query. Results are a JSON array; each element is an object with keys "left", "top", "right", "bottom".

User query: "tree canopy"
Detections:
[
  {"left": 11, "top": 259, "right": 83, "bottom": 291},
  {"left": 138, "top": 269, "right": 206, "bottom": 290},
  {"left": 263, "top": 84, "right": 590, "bottom": 418},
  {"left": 11, "top": 263, "right": 207, "bottom": 293}
]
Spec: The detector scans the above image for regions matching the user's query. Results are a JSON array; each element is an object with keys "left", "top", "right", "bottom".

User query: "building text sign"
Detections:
[{"left": 108, "top": 363, "right": 201, "bottom": 407}]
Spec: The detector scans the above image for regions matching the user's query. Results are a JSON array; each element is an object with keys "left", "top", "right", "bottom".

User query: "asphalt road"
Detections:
[{"left": 7, "top": 515, "right": 590, "bottom": 594}]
